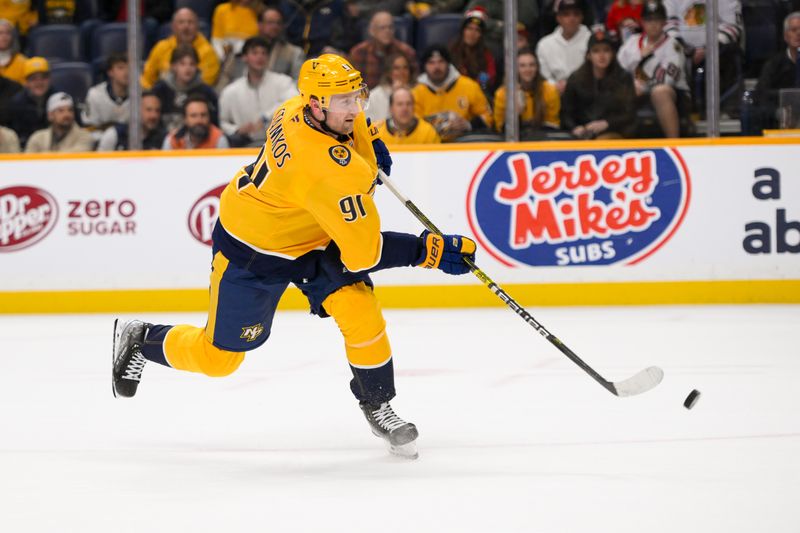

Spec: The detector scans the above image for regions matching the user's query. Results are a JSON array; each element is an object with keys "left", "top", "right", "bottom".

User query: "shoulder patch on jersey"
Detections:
[{"left": 329, "top": 145, "right": 351, "bottom": 166}]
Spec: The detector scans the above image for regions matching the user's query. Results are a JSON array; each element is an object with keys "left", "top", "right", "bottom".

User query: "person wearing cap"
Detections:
[
  {"left": 618, "top": 0, "right": 690, "bottom": 137},
  {"left": 412, "top": 44, "right": 492, "bottom": 141},
  {"left": 25, "top": 92, "right": 93, "bottom": 153},
  {"left": 6, "top": 56, "right": 55, "bottom": 148},
  {"left": 348, "top": 11, "right": 416, "bottom": 90},
  {"left": 152, "top": 44, "right": 219, "bottom": 132},
  {"left": 463, "top": 0, "right": 538, "bottom": 56},
  {"left": 536, "top": 0, "right": 592, "bottom": 94},
  {"left": 81, "top": 52, "right": 130, "bottom": 135},
  {"left": 141, "top": 7, "right": 220, "bottom": 89},
  {"left": 449, "top": 7, "right": 497, "bottom": 93},
  {"left": 218, "top": 36, "right": 298, "bottom": 147},
  {"left": 376, "top": 85, "right": 441, "bottom": 144},
  {"left": 561, "top": 29, "right": 636, "bottom": 139},
  {"left": 0, "top": 18, "right": 27, "bottom": 84}
]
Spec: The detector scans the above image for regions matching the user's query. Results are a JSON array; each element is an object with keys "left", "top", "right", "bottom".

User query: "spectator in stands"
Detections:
[
  {"left": 0, "top": 1, "right": 36, "bottom": 36},
  {"left": 664, "top": 0, "right": 742, "bottom": 112},
  {"left": 407, "top": 0, "right": 466, "bottom": 19},
  {"left": 142, "top": 7, "right": 220, "bottom": 89},
  {"left": 163, "top": 94, "right": 229, "bottom": 150},
  {"left": 366, "top": 52, "right": 416, "bottom": 122},
  {"left": 754, "top": 12, "right": 800, "bottom": 129},
  {"left": 82, "top": 52, "right": 130, "bottom": 134},
  {"left": 36, "top": 0, "right": 77, "bottom": 25},
  {"left": 211, "top": 0, "right": 260, "bottom": 59},
  {"left": 218, "top": 36, "right": 297, "bottom": 147},
  {"left": 349, "top": 11, "right": 416, "bottom": 89},
  {"left": 280, "top": 0, "right": 349, "bottom": 57},
  {"left": 449, "top": 7, "right": 497, "bottom": 93},
  {"left": 606, "top": 0, "right": 644, "bottom": 43},
  {"left": 617, "top": 0, "right": 689, "bottom": 137},
  {"left": 96, "top": 91, "right": 167, "bottom": 151},
  {"left": 0, "top": 19, "right": 26, "bottom": 83},
  {"left": 7, "top": 57, "right": 55, "bottom": 148},
  {"left": 152, "top": 45, "right": 219, "bottom": 132},
  {"left": 494, "top": 47, "right": 560, "bottom": 138},
  {"left": 25, "top": 92, "right": 93, "bottom": 153},
  {"left": 464, "top": 0, "right": 538, "bottom": 55},
  {"left": 538, "top": 0, "right": 595, "bottom": 40},
  {"left": 536, "top": 0, "right": 592, "bottom": 94},
  {"left": 412, "top": 44, "right": 492, "bottom": 141},
  {"left": 0, "top": 124, "right": 20, "bottom": 152},
  {"left": 377, "top": 86, "right": 441, "bottom": 144},
  {"left": 0, "top": 72, "right": 22, "bottom": 125},
  {"left": 259, "top": 7, "right": 304, "bottom": 79},
  {"left": 561, "top": 29, "right": 636, "bottom": 139}
]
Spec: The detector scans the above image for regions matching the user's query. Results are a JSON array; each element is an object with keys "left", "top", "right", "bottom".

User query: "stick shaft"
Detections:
[{"left": 380, "top": 171, "right": 616, "bottom": 394}]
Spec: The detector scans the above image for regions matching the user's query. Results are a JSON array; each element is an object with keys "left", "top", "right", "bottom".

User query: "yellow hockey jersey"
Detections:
[
  {"left": 377, "top": 117, "right": 441, "bottom": 145},
  {"left": 218, "top": 95, "right": 382, "bottom": 273}
]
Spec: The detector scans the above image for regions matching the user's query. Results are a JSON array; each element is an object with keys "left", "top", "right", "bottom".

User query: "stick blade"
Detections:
[{"left": 612, "top": 366, "right": 664, "bottom": 397}]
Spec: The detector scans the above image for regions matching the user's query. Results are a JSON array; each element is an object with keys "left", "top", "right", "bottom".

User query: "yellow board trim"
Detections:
[{"left": 1, "top": 280, "right": 798, "bottom": 313}]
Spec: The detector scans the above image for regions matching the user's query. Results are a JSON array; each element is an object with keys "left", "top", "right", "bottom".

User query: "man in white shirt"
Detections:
[
  {"left": 218, "top": 36, "right": 298, "bottom": 147},
  {"left": 618, "top": 0, "right": 690, "bottom": 137},
  {"left": 82, "top": 52, "right": 130, "bottom": 137},
  {"left": 536, "top": 0, "right": 592, "bottom": 94}
]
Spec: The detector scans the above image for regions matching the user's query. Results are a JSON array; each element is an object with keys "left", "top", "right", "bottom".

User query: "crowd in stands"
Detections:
[{"left": 1, "top": 0, "right": 800, "bottom": 154}]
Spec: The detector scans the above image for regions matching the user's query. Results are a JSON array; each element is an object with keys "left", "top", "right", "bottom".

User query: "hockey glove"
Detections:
[
  {"left": 417, "top": 230, "right": 476, "bottom": 275},
  {"left": 367, "top": 118, "right": 392, "bottom": 176}
]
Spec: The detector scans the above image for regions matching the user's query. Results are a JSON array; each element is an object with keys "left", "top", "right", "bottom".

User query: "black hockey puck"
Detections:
[{"left": 683, "top": 389, "right": 701, "bottom": 409}]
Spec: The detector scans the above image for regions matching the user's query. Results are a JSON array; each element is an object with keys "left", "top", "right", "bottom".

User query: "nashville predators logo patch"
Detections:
[
  {"left": 329, "top": 145, "right": 351, "bottom": 166},
  {"left": 240, "top": 323, "right": 265, "bottom": 342}
]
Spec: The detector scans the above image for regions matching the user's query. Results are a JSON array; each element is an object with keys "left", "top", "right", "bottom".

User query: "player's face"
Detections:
[
  {"left": 642, "top": 17, "right": 666, "bottom": 40},
  {"left": 786, "top": 17, "right": 800, "bottom": 48},
  {"left": 588, "top": 44, "right": 614, "bottom": 72},
  {"left": 107, "top": 62, "right": 129, "bottom": 87},
  {"left": 141, "top": 96, "right": 161, "bottom": 130},
  {"left": 462, "top": 22, "right": 482, "bottom": 47},
  {"left": 173, "top": 57, "right": 198, "bottom": 84},
  {"left": 390, "top": 89, "right": 414, "bottom": 126},
  {"left": 425, "top": 55, "right": 449, "bottom": 84},
  {"left": 517, "top": 53, "right": 538, "bottom": 84},
  {"left": 325, "top": 88, "right": 368, "bottom": 134}
]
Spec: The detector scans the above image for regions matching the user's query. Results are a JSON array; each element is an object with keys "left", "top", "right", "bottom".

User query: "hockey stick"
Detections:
[{"left": 379, "top": 170, "right": 663, "bottom": 397}]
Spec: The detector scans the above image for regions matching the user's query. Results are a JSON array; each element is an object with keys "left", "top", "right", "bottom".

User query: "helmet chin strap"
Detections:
[{"left": 305, "top": 105, "right": 350, "bottom": 142}]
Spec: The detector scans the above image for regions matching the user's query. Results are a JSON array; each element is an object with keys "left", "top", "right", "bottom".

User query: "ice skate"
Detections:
[
  {"left": 360, "top": 401, "right": 419, "bottom": 459},
  {"left": 112, "top": 319, "right": 149, "bottom": 398}
]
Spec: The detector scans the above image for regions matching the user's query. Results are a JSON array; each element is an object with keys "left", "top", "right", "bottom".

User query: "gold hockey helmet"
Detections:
[{"left": 298, "top": 54, "right": 369, "bottom": 111}]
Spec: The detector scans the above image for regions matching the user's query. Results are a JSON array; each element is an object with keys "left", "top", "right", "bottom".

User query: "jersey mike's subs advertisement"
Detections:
[{"left": 0, "top": 141, "right": 798, "bottom": 311}]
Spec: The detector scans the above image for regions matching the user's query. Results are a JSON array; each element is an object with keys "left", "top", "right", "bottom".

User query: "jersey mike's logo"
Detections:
[
  {"left": 466, "top": 149, "right": 691, "bottom": 266},
  {"left": 0, "top": 185, "right": 59, "bottom": 252},
  {"left": 188, "top": 184, "right": 226, "bottom": 246}
]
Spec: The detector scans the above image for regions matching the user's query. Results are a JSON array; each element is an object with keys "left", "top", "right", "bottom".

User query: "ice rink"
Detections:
[{"left": 1, "top": 304, "right": 798, "bottom": 532}]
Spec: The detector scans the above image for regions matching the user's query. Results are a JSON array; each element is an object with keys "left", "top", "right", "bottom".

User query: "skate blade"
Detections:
[{"left": 387, "top": 440, "right": 419, "bottom": 460}]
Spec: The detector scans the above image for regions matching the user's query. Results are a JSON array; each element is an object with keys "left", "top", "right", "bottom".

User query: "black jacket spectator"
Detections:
[
  {"left": 7, "top": 85, "right": 56, "bottom": 148},
  {"left": 560, "top": 58, "right": 636, "bottom": 138},
  {"left": 755, "top": 52, "right": 799, "bottom": 129},
  {"left": 0, "top": 75, "right": 22, "bottom": 126}
]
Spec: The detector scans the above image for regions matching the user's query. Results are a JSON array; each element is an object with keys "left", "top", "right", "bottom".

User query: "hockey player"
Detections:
[{"left": 111, "top": 54, "right": 476, "bottom": 459}]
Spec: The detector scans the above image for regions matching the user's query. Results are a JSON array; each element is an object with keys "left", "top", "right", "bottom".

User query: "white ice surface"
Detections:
[{"left": 1, "top": 305, "right": 798, "bottom": 532}]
